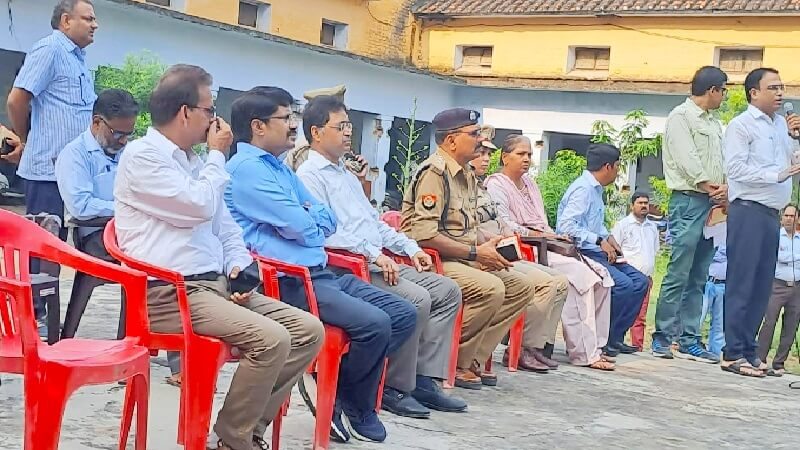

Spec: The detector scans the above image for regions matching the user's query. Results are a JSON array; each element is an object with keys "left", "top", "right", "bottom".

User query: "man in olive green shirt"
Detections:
[{"left": 652, "top": 66, "right": 729, "bottom": 362}]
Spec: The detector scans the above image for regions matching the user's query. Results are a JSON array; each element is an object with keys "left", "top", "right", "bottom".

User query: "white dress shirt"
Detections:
[
  {"left": 775, "top": 227, "right": 800, "bottom": 282},
  {"left": 611, "top": 214, "right": 659, "bottom": 276},
  {"left": 113, "top": 127, "right": 252, "bottom": 277},
  {"left": 723, "top": 105, "right": 797, "bottom": 210},
  {"left": 296, "top": 150, "right": 421, "bottom": 262}
]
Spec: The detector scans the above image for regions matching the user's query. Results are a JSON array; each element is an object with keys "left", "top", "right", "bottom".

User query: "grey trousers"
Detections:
[
  {"left": 756, "top": 280, "right": 800, "bottom": 369},
  {"left": 148, "top": 277, "right": 324, "bottom": 449},
  {"left": 369, "top": 264, "right": 462, "bottom": 392}
]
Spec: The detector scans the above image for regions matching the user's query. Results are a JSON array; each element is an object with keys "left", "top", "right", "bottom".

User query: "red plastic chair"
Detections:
[
  {"left": 252, "top": 255, "right": 351, "bottom": 450},
  {"left": 0, "top": 210, "right": 150, "bottom": 450},
  {"left": 378, "top": 211, "right": 461, "bottom": 389},
  {"left": 103, "top": 219, "right": 285, "bottom": 450}
]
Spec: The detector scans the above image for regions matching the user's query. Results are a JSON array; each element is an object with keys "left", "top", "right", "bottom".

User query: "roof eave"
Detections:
[{"left": 414, "top": 11, "right": 800, "bottom": 19}]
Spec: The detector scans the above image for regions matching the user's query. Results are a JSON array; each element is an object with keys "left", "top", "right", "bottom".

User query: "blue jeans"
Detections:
[
  {"left": 701, "top": 280, "right": 725, "bottom": 355},
  {"left": 279, "top": 268, "right": 416, "bottom": 416},
  {"left": 582, "top": 250, "right": 649, "bottom": 345}
]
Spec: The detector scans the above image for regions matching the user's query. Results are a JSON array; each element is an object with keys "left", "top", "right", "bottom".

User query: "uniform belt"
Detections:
[
  {"left": 147, "top": 271, "right": 222, "bottom": 289},
  {"left": 774, "top": 279, "right": 798, "bottom": 287},
  {"left": 708, "top": 276, "right": 725, "bottom": 284}
]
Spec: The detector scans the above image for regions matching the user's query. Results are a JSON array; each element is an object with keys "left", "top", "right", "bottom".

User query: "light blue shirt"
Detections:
[
  {"left": 708, "top": 246, "right": 727, "bottom": 281},
  {"left": 723, "top": 105, "right": 796, "bottom": 210},
  {"left": 556, "top": 170, "right": 609, "bottom": 251},
  {"left": 297, "top": 150, "right": 421, "bottom": 262},
  {"left": 13, "top": 30, "right": 97, "bottom": 181},
  {"left": 225, "top": 143, "right": 337, "bottom": 268},
  {"left": 55, "top": 128, "right": 119, "bottom": 221},
  {"left": 775, "top": 228, "right": 800, "bottom": 282}
]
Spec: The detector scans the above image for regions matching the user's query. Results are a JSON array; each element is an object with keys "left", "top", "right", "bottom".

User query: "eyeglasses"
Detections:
[
  {"left": 326, "top": 121, "right": 353, "bottom": 132},
  {"left": 98, "top": 117, "right": 135, "bottom": 140},
  {"left": 189, "top": 104, "right": 216, "bottom": 117},
  {"left": 262, "top": 113, "right": 301, "bottom": 126},
  {"left": 766, "top": 84, "right": 786, "bottom": 93},
  {"left": 715, "top": 86, "right": 728, "bottom": 95}
]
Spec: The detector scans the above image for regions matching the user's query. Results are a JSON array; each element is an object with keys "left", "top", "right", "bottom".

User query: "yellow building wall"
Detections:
[
  {"left": 134, "top": 0, "right": 414, "bottom": 63},
  {"left": 419, "top": 16, "right": 800, "bottom": 84}
]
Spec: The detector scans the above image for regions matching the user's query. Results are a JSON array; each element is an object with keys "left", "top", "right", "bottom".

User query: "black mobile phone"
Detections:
[
  {"left": 1, "top": 138, "right": 13, "bottom": 156},
  {"left": 228, "top": 261, "right": 262, "bottom": 295}
]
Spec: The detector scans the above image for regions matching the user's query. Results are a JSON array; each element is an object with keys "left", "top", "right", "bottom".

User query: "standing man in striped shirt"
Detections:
[{"left": 5, "top": 0, "right": 98, "bottom": 231}]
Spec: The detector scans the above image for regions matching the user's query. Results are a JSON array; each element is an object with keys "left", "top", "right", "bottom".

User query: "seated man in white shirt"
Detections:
[
  {"left": 611, "top": 192, "right": 659, "bottom": 352},
  {"left": 113, "top": 64, "right": 324, "bottom": 450},
  {"left": 296, "top": 96, "right": 466, "bottom": 417}
]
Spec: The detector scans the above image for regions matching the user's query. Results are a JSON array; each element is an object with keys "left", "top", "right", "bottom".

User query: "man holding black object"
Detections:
[
  {"left": 400, "top": 108, "right": 539, "bottom": 387},
  {"left": 114, "top": 66, "right": 324, "bottom": 450},
  {"left": 556, "top": 143, "right": 648, "bottom": 357},
  {"left": 721, "top": 67, "right": 800, "bottom": 377}
]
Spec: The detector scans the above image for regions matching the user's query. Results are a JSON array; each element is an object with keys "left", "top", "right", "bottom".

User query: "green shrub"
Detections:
[{"left": 536, "top": 149, "right": 586, "bottom": 226}]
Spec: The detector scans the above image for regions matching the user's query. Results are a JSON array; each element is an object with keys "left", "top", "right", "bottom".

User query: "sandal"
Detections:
[
  {"left": 165, "top": 374, "right": 182, "bottom": 388},
  {"left": 214, "top": 440, "right": 233, "bottom": 450},
  {"left": 767, "top": 368, "right": 785, "bottom": 377},
  {"left": 588, "top": 360, "right": 615, "bottom": 371},
  {"left": 252, "top": 436, "right": 269, "bottom": 450},
  {"left": 721, "top": 358, "right": 766, "bottom": 378},
  {"left": 600, "top": 355, "right": 616, "bottom": 363}
]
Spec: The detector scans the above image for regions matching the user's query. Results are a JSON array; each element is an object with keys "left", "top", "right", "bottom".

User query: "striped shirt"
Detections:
[{"left": 13, "top": 30, "right": 97, "bottom": 181}]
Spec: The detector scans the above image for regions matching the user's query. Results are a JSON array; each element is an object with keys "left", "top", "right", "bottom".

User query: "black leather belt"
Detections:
[
  {"left": 708, "top": 276, "right": 725, "bottom": 284},
  {"left": 675, "top": 190, "right": 709, "bottom": 198},
  {"left": 147, "top": 271, "right": 222, "bottom": 289}
]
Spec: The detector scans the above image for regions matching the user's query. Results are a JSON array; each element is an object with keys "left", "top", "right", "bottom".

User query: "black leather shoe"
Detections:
[
  {"left": 613, "top": 342, "right": 638, "bottom": 354},
  {"left": 381, "top": 387, "right": 431, "bottom": 419},
  {"left": 411, "top": 377, "right": 467, "bottom": 413},
  {"left": 602, "top": 345, "right": 620, "bottom": 357}
]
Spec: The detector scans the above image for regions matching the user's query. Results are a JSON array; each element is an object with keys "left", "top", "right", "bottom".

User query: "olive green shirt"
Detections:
[{"left": 662, "top": 98, "right": 725, "bottom": 192}]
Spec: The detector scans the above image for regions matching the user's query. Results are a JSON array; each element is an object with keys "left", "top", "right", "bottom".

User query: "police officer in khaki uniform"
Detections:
[{"left": 400, "top": 108, "right": 532, "bottom": 389}]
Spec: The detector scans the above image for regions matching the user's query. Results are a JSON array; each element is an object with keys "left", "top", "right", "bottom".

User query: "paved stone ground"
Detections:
[{"left": 1, "top": 275, "right": 800, "bottom": 450}]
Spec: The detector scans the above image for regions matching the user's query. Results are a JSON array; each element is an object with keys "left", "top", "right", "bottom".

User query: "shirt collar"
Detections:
[
  {"left": 781, "top": 227, "right": 799, "bottom": 238},
  {"left": 684, "top": 98, "right": 708, "bottom": 118},
  {"left": 581, "top": 170, "right": 602, "bottom": 191},
  {"left": 437, "top": 149, "right": 465, "bottom": 177},
  {"left": 145, "top": 127, "right": 200, "bottom": 167},
  {"left": 306, "top": 148, "right": 342, "bottom": 171},
  {"left": 236, "top": 142, "right": 283, "bottom": 168},
  {"left": 52, "top": 30, "right": 84, "bottom": 58},
  {"left": 81, "top": 127, "right": 102, "bottom": 153},
  {"left": 747, "top": 104, "right": 773, "bottom": 122}
]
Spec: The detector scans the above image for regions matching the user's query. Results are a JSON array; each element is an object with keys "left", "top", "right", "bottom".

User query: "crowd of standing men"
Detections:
[{"left": 3, "top": 1, "right": 800, "bottom": 449}]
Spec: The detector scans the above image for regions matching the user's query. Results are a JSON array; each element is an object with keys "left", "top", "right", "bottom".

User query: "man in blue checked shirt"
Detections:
[
  {"left": 55, "top": 88, "right": 137, "bottom": 261},
  {"left": 556, "top": 143, "right": 648, "bottom": 357},
  {"left": 224, "top": 86, "right": 416, "bottom": 444},
  {"left": 6, "top": 0, "right": 98, "bottom": 229}
]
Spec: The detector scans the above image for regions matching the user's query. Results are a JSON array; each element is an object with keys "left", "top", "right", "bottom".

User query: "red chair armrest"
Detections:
[
  {"left": 325, "top": 249, "right": 370, "bottom": 282},
  {"left": 252, "top": 255, "right": 320, "bottom": 318}
]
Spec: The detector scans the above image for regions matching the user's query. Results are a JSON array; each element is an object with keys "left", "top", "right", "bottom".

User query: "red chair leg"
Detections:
[
  {"left": 134, "top": 372, "right": 150, "bottom": 450},
  {"left": 507, "top": 313, "right": 526, "bottom": 372},
  {"left": 182, "top": 348, "right": 226, "bottom": 450},
  {"left": 29, "top": 376, "right": 71, "bottom": 450},
  {"left": 375, "top": 358, "right": 388, "bottom": 413},
  {"left": 272, "top": 400, "right": 288, "bottom": 450},
  {"left": 444, "top": 305, "right": 463, "bottom": 389},
  {"left": 485, "top": 355, "right": 492, "bottom": 373},
  {"left": 313, "top": 335, "right": 344, "bottom": 450},
  {"left": 119, "top": 377, "right": 137, "bottom": 450}
]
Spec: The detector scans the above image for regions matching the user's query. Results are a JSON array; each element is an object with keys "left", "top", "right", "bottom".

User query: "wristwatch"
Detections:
[
  {"left": 595, "top": 236, "right": 603, "bottom": 246},
  {"left": 467, "top": 245, "right": 477, "bottom": 261}
]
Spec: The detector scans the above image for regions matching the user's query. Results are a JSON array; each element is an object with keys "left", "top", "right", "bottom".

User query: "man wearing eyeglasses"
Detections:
[
  {"left": 651, "top": 66, "right": 729, "bottom": 362},
  {"left": 400, "top": 108, "right": 532, "bottom": 390},
  {"left": 55, "top": 88, "right": 137, "bottom": 258},
  {"left": 721, "top": 68, "right": 800, "bottom": 377}
]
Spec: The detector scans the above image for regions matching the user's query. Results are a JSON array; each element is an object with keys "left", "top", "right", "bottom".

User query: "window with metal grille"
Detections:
[
  {"left": 238, "top": 2, "right": 258, "bottom": 28},
  {"left": 459, "top": 46, "right": 492, "bottom": 70},
  {"left": 719, "top": 48, "right": 763, "bottom": 74}
]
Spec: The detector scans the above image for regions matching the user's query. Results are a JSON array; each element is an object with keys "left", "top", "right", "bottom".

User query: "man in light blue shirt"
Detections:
[
  {"left": 557, "top": 143, "right": 648, "bottom": 356},
  {"left": 224, "top": 86, "right": 416, "bottom": 444},
  {"left": 6, "top": 0, "right": 98, "bottom": 228},
  {"left": 55, "top": 88, "right": 138, "bottom": 256},
  {"left": 756, "top": 205, "right": 800, "bottom": 376},
  {"left": 721, "top": 68, "right": 800, "bottom": 377},
  {"left": 702, "top": 245, "right": 727, "bottom": 356},
  {"left": 296, "top": 96, "right": 466, "bottom": 418}
]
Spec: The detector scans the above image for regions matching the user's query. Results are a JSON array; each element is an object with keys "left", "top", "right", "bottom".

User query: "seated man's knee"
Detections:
[{"left": 251, "top": 322, "right": 292, "bottom": 361}]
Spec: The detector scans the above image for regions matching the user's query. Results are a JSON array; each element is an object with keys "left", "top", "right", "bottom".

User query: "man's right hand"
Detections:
[
  {"left": 697, "top": 181, "right": 720, "bottom": 195},
  {"left": 0, "top": 125, "right": 23, "bottom": 165},
  {"left": 375, "top": 254, "right": 400, "bottom": 286},
  {"left": 778, "top": 164, "right": 800, "bottom": 183},
  {"left": 207, "top": 117, "right": 233, "bottom": 156},
  {"left": 600, "top": 238, "right": 617, "bottom": 264},
  {"left": 476, "top": 236, "right": 513, "bottom": 271}
]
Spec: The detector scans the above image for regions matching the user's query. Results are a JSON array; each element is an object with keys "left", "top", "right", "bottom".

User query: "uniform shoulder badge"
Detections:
[{"left": 421, "top": 194, "right": 438, "bottom": 210}]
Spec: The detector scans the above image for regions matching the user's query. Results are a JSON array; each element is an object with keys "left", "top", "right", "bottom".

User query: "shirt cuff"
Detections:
[
  {"left": 404, "top": 242, "right": 423, "bottom": 258},
  {"left": 364, "top": 245, "right": 383, "bottom": 263},
  {"left": 585, "top": 231, "right": 600, "bottom": 246},
  {"left": 765, "top": 171, "right": 780, "bottom": 184},
  {"left": 206, "top": 149, "right": 227, "bottom": 167},
  {"left": 225, "top": 255, "right": 254, "bottom": 277}
]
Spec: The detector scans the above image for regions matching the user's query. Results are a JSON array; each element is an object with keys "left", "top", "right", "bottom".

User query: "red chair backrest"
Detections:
[
  {"left": 380, "top": 211, "right": 402, "bottom": 230},
  {"left": 0, "top": 276, "right": 40, "bottom": 369}
]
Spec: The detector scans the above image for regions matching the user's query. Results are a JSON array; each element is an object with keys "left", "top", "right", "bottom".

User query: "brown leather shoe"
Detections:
[
  {"left": 518, "top": 348, "right": 549, "bottom": 373},
  {"left": 470, "top": 359, "right": 497, "bottom": 386},
  {"left": 454, "top": 368, "right": 482, "bottom": 390},
  {"left": 531, "top": 347, "right": 559, "bottom": 370}
]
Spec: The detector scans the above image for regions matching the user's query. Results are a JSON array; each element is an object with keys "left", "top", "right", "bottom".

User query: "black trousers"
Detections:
[{"left": 723, "top": 199, "right": 780, "bottom": 362}]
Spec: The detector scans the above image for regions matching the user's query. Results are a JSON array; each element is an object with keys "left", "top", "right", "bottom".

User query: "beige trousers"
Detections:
[{"left": 512, "top": 261, "right": 569, "bottom": 349}]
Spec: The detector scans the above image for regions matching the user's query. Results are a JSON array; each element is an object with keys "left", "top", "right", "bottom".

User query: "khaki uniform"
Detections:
[
  {"left": 475, "top": 178, "right": 568, "bottom": 350},
  {"left": 401, "top": 149, "right": 532, "bottom": 368}
]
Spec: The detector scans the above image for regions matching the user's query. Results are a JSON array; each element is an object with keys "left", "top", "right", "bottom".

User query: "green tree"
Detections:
[
  {"left": 649, "top": 176, "right": 671, "bottom": 214},
  {"left": 535, "top": 149, "right": 586, "bottom": 226},
  {"left": 93, "top": 51, "right": 166, "bottom": 137},
  {"left": 591, "top": 109, "right": 661, "bottom": 164},
  {"left": 486, "top": 149, "right": 501, "bottom": 176},
  {"left": 392, "top": 98, "right": 428, "bottom": 197},
  {"left": 718, "top": 85, "right": 748, "bottom": 125}
]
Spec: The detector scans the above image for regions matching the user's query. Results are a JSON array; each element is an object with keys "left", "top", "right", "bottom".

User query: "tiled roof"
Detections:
[{"left": 413, "top": 0, "right": 800, "bottom": 16}]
